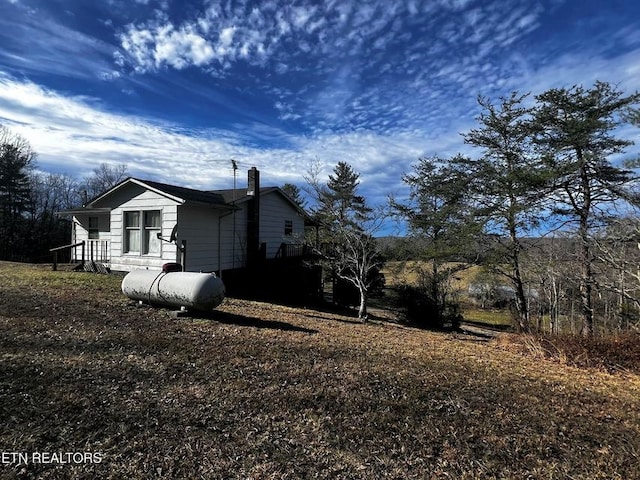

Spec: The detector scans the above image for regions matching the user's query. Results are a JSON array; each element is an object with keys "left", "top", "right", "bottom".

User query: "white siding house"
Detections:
[{"left": 61, "top": 168, "right": 313, "bottom": 274}]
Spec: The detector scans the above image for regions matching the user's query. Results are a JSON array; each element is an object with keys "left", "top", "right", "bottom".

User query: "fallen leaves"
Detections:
[{"left": 1, "top": 262, "right": 640, "bottom": 479}]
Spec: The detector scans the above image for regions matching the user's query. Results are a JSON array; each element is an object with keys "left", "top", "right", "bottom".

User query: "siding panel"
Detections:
[
  {"left": 109, "top": 190, "right": 180, "bottom": 272},
  {"left": 176, "top": 205, "right": 220, "bottom": 272},
  {"left": 259, "top": 193, "right": 305, "bottom": 258}
]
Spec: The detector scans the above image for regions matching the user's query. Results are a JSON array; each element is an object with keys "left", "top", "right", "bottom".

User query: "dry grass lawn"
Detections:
[{"left": 1, "top": 262, "right": 640, "bottom": 479}]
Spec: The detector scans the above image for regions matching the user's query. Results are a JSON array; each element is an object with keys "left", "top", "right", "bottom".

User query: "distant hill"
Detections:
[
  {"left": 376, "top": 235, "right": 580, "bottom": 262},
  {"left": 375, "top": 236, "right": 429, "bottom": 261}
]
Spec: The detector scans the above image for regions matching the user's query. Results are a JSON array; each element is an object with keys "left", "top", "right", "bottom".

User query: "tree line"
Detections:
[
  {"left": 306, "top": 81, "right": 640, "bottom": 335},
  {"left": 0, "top": 124, "right": 127, "bottom": 262}
]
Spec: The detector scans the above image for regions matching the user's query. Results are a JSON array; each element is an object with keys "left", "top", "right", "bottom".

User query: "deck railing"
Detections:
[{"left": 274, "top": 242, "right": 324, "bottom": 259}]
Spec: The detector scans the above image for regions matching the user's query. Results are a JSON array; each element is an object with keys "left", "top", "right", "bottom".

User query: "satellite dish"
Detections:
[{"left": 157, "top": 224, "right": 179, "bottom": 243}]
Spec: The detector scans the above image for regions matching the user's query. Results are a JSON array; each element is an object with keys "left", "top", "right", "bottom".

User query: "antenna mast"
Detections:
[
  {"left": 231, "top": 159, "right": 238, "bottom": 196},
  {"left": 231, "top": 159, "right": 238, "bottom": 269}
]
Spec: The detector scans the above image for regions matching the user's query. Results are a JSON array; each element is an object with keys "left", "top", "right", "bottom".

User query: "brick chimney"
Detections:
[{"left": 246, "top": 167, "right": 260, "bottom": 267}]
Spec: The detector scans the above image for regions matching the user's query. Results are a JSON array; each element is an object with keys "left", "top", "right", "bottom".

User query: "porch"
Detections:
[
  {"left": 86, "top": 239, "right": 110, "bottom": 264},
  {"left": 49, "top": 239, "right": 110, "bottom": 272}
]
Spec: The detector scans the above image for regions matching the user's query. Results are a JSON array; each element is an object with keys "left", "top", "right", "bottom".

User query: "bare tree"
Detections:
[
  {"left": 26, "top": 172, "right": 81, "bottom": 257},
  {"left": 592, "top": 216, "right": 640, "bottom": 331},
  {"left": 81, "top": 163, "right": 128, "bottom": 202},
  {"left": 306, "top": 161, "right": 385, "bottom": 320},
  {"left": 523, "top": 237, "right": 579, "bottom": 334}
]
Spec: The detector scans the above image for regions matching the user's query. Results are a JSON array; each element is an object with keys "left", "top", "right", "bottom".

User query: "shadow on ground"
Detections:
[{"left": 183, "top": 309, "right": 319, "bottom": 334}]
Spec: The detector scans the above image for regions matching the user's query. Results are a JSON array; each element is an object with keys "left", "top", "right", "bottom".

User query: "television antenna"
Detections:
[
  {"left": 231, "top": 159, "right": 238, "bottom": 198},
  {"left": 231, "top": 159, "right": 238, "bottom": 269}
]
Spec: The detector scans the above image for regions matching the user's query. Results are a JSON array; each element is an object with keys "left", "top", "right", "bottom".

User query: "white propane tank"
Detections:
[{"left": 121, "top": 270, "right": 225, "bottom": 311}]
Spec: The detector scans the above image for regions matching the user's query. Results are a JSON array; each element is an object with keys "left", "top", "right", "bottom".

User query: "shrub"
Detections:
[
  {"left": 499, "top": 332, "right": 640, "bottom": 373},
  {"left": 396, "top": 284, "right": 461, "bottom": 330}
]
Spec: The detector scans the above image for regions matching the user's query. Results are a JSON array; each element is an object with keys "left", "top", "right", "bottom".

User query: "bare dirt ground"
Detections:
[{"left": 1, "top": 262, "right": 640, "bottom": 479}]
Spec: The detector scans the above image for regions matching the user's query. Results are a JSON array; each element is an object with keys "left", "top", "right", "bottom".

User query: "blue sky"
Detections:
[{"left": 1, "top": 0, "right": 639, "bottom": 233}]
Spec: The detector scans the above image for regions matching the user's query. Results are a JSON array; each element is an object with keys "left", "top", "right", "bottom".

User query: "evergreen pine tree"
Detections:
[
  {"left": 463, "top": 92, "right": 550, "bottom": 332},
  {"left": 308, "top": 161, "right": 383, "bottom": 320},
  {"left": 533, "top": 81, "right": 640, "bottom": 335},
  {"left": 0, "top": 127, "right": 36, "bottom": 260}
]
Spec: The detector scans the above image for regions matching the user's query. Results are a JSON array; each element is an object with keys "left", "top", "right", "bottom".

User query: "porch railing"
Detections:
[
  {"left": 50, "top": 241, "right": 85, "bottom": 271},
  {"left": 87, "top": 239, "right": 110, "bottom": 263},
  {"left": 49, "top": 239, "right": 110, "bottom": 271}
]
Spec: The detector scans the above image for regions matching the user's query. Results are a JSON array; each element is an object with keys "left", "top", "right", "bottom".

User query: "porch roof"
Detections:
[{"left": 55, "top": 207, "right": 111, "bottom": 216}]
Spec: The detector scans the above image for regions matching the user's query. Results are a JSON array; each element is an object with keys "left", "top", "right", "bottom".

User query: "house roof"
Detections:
[
  {"left": 213, "top": 186, "right": 316, "bottom": 225},
  {"left": 87, "top": 177, "right": 232, "bottom": 209},
  {"left": 139, "top": 179, "right": 230, "bottom": 207},
  {"left": 213, "top": 186, "right": 279, "bottom": 204},
  {"left": 61, "top": 177, "right": 316, "bottom": 224}
]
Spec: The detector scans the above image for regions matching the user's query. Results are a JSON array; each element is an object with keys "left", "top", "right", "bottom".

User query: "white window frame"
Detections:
[
  {"left": 284, "top": 219, "right": 293, "bottom": 236},
  {"left": 142, "top": 210, "right": 162, "bottom": 255},
  {"left": 123, "top": 210, "right": 162, "bottom": 257},
  {"left": 123, "top": 211, "right": 140, "bottom": 255}
]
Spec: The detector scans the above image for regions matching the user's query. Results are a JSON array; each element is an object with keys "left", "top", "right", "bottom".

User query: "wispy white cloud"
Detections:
[
  {"left": 1, "top": 0, "right": 640, "bottom": 228},
  {"left": 0, "top": 75, "right": 235, "bottom": 183},
  {"left": 0, "top": 4, "right": 117, "bottom": 80},
  {"left": 0, "top": 0, "right": 549, "bottom": 140},
  {"left": 0, "top": 74, "right": 432, "bottom": 197},
  {"left": 0, "top": 70, "right": 454, "bottom": 214}
]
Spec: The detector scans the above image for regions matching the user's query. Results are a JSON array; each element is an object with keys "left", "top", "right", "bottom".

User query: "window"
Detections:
[
  {"left": 123, "top": 210, "right": 162, "bottom": 255},
  {"left": 284, "top": 219, "right": 293, "bottom": 236},
  {"left": 143, "top": 211, "right": 161, "bottom": 254},
  {"left": 88, "top": 216, "right": 99, "bottom": 240},
  {"left": 124, "top": 211, "right": 140, "bottom": 254}
]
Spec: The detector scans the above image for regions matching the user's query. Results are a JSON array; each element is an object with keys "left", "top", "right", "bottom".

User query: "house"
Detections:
[{"left": 59, "top": 168, "right": 316, "bottom": 281}]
